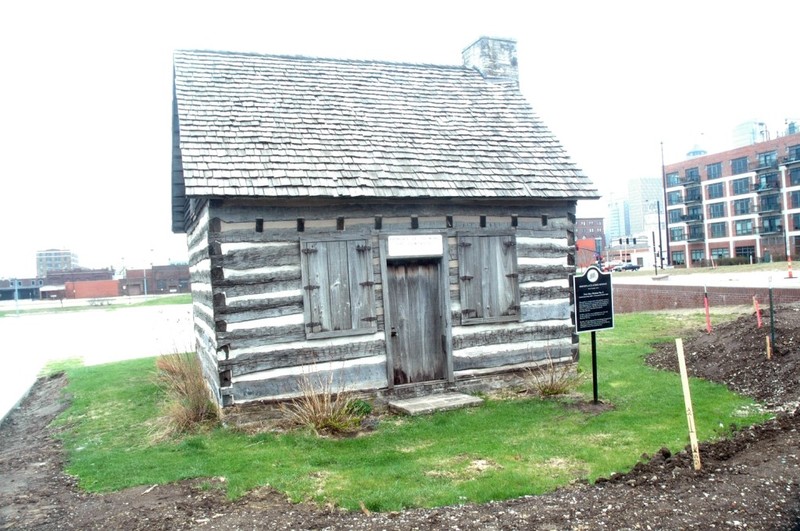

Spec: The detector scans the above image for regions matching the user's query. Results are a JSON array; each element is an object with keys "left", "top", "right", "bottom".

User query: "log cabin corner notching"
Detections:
[{"left": 171, "top": 37, "right": 599, "bottom": 407}]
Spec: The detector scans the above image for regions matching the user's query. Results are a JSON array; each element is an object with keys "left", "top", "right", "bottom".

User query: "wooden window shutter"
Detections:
[
  {"left": 301, "top": 241, "right": 330, "bottom": 333},
  {"left": 347, "top": 239, "right": 377, "bottom": 330},
  {"left": 325, "top": 240, "right": 353, "bottom": 332},
  {"left": 301, "top": 238, "right": 376, "bottom": 339},
  {"left": 457, "top": 235, "right": 482, "bottom": 321},
  {"left": 457, "top": 233, "right": 520, "bottom": 325},
  {"left": 495, "top": 236, "right": 520, "bottom": 316}
]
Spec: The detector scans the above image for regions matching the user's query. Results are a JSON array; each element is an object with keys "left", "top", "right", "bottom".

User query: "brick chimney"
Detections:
[{"left": 462, "top": 37, "right": 518, "bottom": 83}]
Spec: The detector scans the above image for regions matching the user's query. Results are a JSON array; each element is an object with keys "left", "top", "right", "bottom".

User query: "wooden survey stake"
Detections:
[{"left": 675, "top": 338, "right": 702, "bottom": 471}]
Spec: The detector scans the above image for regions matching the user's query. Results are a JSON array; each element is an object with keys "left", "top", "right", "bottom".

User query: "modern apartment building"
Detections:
[{"left": 663, "top": 132, "right": 800, "bottom": 266}]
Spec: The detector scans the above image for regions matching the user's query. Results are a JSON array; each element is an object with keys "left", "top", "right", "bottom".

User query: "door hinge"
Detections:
[
  {"left": 361, "top": 316, "right": 377, "bottom": 322},
  {"left": 304, "top": 284, "right": 320, "bottom": 291},
  {"left": 302, "top": 248, "right": 318, "bottom": 254},
  {"left": 503, "top": 240, "right": 516, "bottom": 248},
  {"left": 461, "top": 308, "right": 477, "bottom": 316},
  {"left": 459, "top": 275, "right": 473, "bottom": 281},
  {"left": 359, "top": 280, "right": 376, "bottom": 287},
  {"left": 506, "top": 272, "right": 519, "bottom": 279},
  {"left": 305, "top": 321, "right": 322, "bottom": 328},
  {"left": 459, "top": 241, "right": 472, "bottom": 248},
  {"left": 356, "top": 244, "right": 372, "bottom": 252}
]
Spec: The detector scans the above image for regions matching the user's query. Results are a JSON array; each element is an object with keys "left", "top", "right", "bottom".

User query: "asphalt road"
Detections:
[{"left": 0, "top": 303, "right": 193, "bottom": 423}]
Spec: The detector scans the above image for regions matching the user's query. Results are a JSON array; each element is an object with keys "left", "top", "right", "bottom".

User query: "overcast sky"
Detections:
[{"left": 2, "top": 0, "right": 797, "bottom": 278}]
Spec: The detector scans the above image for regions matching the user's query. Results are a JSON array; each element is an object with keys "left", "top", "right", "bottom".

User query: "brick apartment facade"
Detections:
[
  {"left": 575, "top": 217, "right": 605, "bottom": 268},
  {"left": 664, "top": 132, "right": 800, "bottom": 267},
  {"left": 575, "top": 217, "right": 605, "bottom": 249}
]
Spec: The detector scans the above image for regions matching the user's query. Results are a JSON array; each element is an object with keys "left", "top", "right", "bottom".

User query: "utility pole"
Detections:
[{"left": 660, "top": 142, "right": 671, "bottom": 266}]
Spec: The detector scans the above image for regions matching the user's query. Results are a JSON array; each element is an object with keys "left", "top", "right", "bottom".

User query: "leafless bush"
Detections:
[
  {"left": 155, "top": 351, "right": 220, "bottom": 435},
  {"left": 526, "top": 354, "right": 585, "bottom": 397},
  {"left": 280, "top": 369, "right": 370, "bottom": 436}
]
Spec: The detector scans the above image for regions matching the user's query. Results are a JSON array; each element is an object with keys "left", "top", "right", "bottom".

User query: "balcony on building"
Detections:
[
  {"left": 753, "top": 180, "right": 781, "bottom": 194},
  {"left": 759, "top": 224, "right": 783, "bottom": 235},
  {"left": 684, "top": 191, "right": 702, "bottom": 204},
  {"left": 680, "top": 213, "right": 704, "bottom": 224},
  {"left": 783, "top": 150, "right": 800, "bottom": 166},
  {"left": 754, "top": 152, "right": 779, "bottom": 172},
  {"left": 687, "top": 229, "right": 705, "bottom": 242},
  {"left": 680, "top": 175, "right": 700, "bottom": 186},
  {"left": 758, "top": 201, "right": 782, "bottom": 215},
  {"left": 753, "top": 160, "right": 779, "bottom": 172}
]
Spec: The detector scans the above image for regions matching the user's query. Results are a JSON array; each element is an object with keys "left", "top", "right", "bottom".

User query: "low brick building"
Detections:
[
  {"left": 64, "top": 280, "right": 121, "bottom": 299},
  {"left": 45, "top": 268, "right": 113, "bottom": 285},
  {"left": 121, "top": 265, "right": 190, "bottom": 296}
]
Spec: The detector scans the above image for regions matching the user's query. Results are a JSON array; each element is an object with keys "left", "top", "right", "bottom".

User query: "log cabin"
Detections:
[{"left": 171, "top": 37, "right": 598, "bottom": 407}]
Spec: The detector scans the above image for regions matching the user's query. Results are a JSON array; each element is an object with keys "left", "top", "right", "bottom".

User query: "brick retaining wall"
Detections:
[{"left": 613, "top": 284, "right": 800, "bottom": 314}]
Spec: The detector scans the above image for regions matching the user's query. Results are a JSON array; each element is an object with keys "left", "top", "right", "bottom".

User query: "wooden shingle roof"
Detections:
[{"left": 172, "top": 48, "right": 597, "bottom": 230}]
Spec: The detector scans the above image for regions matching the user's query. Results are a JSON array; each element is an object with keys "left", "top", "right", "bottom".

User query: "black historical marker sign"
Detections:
[{"left": 573, "top": 265, "right": 614, "bottom": 333}]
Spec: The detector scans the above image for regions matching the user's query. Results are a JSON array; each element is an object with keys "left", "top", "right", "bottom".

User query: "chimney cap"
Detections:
[
  {"left": 462, "top": 36, "right": 517, "bottom": 52},
  {"left": 462, "top": 36, "right": 518, "bottom": 83}
]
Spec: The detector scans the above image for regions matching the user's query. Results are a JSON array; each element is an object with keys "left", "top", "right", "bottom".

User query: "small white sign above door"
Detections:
[{"left": 387, "top": 234, "right": 443, "bottom": 258}]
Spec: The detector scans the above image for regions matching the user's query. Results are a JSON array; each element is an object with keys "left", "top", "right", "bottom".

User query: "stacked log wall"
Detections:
[
  {"left": 203, "top": 200, "right": 577, "bottom": 404},
  {"left": 185, "top": 200, "right": 221, "bottom": 404},
  {"left": 449, "top": 214, "right": 576, "bottom": 376}
]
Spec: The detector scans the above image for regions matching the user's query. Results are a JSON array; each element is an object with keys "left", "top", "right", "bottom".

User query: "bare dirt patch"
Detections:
[{"left": 2, "top": 308, "right": 800, "bottom": 530}]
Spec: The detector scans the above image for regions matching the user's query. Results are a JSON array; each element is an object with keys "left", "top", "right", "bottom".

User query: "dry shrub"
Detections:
[
  {"left": 526, "top": 355, "right": 585, "bottom": 397},
  {"left": 280, "top": 370, "right": 370, "bottom": 436},
  {"left": 155, "top": 352, "right": 220, "bottom": 435}
]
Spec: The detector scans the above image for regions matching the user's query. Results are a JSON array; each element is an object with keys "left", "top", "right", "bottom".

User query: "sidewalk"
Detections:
[{"left": 0, "top": 304, "right": 193, "bottom": 424}]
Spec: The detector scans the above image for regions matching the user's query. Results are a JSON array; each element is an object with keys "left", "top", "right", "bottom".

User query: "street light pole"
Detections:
[
  {"left": 657, "top": 200, "right": 664, "bottom": 270},
  {"left": 13, "top": 278, "right": 19, "bottom": 317},
  {"left": 653, "top": 231, "right": 658, "bottom": 276}
]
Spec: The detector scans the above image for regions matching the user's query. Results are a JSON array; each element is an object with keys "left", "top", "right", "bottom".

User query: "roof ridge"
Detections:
[{"left": 173, "top": 48, "right": 469, "bottom": 72}]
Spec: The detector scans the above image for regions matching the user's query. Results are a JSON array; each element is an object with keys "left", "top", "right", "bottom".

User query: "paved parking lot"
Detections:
[{"left": 0, "top": 303, "right": 193, "bottom": 422}]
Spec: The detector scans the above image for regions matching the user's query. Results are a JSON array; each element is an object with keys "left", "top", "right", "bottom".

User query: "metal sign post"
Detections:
[{"left": 573, "top": 265, "right": 614, "bottom": 403}]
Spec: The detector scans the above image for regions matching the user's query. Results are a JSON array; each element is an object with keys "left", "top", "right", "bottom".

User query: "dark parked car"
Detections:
[{"left": 614, "top": 263, "right": 641, "bottom": 272}]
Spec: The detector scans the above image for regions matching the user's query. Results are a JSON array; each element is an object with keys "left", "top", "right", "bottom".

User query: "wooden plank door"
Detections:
[{"left": 387, "top": 260, "right": 445, "bottom": 385}]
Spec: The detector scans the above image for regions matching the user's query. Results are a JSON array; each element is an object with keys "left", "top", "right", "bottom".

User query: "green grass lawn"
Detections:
[
  {"left": 51, "top": 310, "right": 766, "bottom": 511},
  {"left": 0, "top": 294, "right": 191, "bottom": 317}
]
